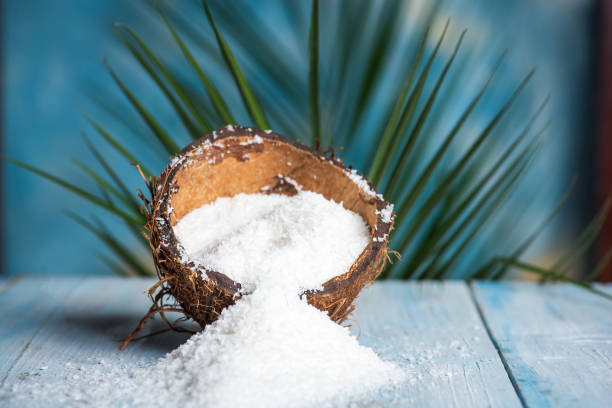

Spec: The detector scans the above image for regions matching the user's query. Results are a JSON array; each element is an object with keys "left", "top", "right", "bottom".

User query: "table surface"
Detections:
[{"left": 0, "top": 278, "right": 610, "bottom": 407}]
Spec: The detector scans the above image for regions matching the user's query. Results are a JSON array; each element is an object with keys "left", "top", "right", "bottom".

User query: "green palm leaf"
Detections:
[
  {"left": 370, "top": 19, "right": 450, "bottom": 186},
  {"left": 116, "top": 22, "right": 212, "bottom": 133},
  {"left": 400, "top": 128, "right": 541, "bottom": 279},
  {"left": 116, "top": 28, "right": 204, "bottom": 139},
  {"left": 82, "top": 134, "right": 141, "bottom": 213},
  {"left": 552, "top": 195, "right": 612, "bottom": 275},
  {"left": 157, "top": 12, "right": 234, "bottom": 125},
  {"left": 9, "top": 1, "right": 609, "bottom": 289},
  {"left": 202, "top": 0, "right": 270, "bottom": 129},
  {"left": 393, "top": 68, "right": 536, "bottom": 246},
  {"left": 5, "top": 156, "right": 143, "bottom": 226},
  {"left": 105, "top": 61, "right": 180, "bottom": 154},
  {"left": 80, "top": 111, "right": 152, "bottom": 177},
  {"left": 72, "top": 159, "right": 133, "bottom": 211},
  {"left": 492, "top": 259, "right": 612, "bottom": 301},
  {"left": 67, "top": 212, "right": 150, "bottom": 276},
  {"left": 486, "top": 172, "right": 574, "bottom": 280},
  {"left": 431, "top": 143, "right": 540, "bottom": 279},
  {"left": 367, "top": 26, "right": 429, "bottom": 181},
  {"left": 308, "top": 0, "right": 321, "bottom": 148}
]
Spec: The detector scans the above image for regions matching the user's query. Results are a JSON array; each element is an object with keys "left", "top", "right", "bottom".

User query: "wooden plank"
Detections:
[
  {"left": 353, "top": 281, "right": 522, "bottom": 407},
  {"left": 0, "top": 278, "right": 196, "bottom": 406},
  {"left": 0, "top": 278, "right": 84, "bottom": 381},
  {"left": 1, "top": 279, "right": 521, "bottom": 407},
  {"left": 472, "top": 282, "right": 612, "bottom": 407}
]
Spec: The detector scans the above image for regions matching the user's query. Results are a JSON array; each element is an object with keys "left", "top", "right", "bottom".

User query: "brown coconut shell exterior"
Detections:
[{"left": 141, "top": 125, "right": 394, "bottom": 331}]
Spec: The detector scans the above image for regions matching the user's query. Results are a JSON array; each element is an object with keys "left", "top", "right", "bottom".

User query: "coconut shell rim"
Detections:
[{"left": 150, "top": 125, "right": 394, "bottom": 299}]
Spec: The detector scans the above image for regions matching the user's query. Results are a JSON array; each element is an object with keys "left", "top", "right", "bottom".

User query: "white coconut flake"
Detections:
[
  {"left": 277, "top": 174, "right": 303, "bottom": 192},
  {"left": 3, "top": 192, "right": 403, "bottom": 408},
  {"left": 373, "top": 233, "right": 388, "bottom": 243},
  {"left": 170, "top": 155, "right": 181, "bottom": 167},
  {"left": 239, "top": 135, "right": 264, "bottom": 145},
  {"left": 377, "top": 203, "right": 394, "bottom": 224},
  {"left": 226, "top": 124, "right": 235, "bottom": 132},
  {"left": 173, "top": 192, "right": 367, "bottom": 292},
  {"left": 345, "top": 168, "right": 382, "bottom": 199}
]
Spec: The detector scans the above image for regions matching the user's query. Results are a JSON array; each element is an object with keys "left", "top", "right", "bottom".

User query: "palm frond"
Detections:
[
  {"left": 308, "top": 0, "right": 321, "bottom": 147},
  {"left": 401, "top": 130, "right": 541, "bottom": 279},
  {"left": 384, "top": 29, "right": 467, "bottom": 198},
  {"left": 115, "top": 27, "right": 206, "bottom": 139},
  {"left": 393, "top": 68, "right": 536, "bottom": 248},
  {"left": 552, "top": 195, "right": 612, "bottom": 275},
  {"left": 66, "top": 211, "right": 150, "bottom": 276},
  {"left": 104, "top": 61, "right": 180, "bottom": 154},
  {"left": 492, "top": 258, "right": 612, "bottom": 301},
  {"left": 433, "top": 143, "right": 540, "bottom": 279},
  {"left": 72, "top": 159, "right": 134, "bottom": 211},
  {"left": 157, "top": 11, "right": 234, "bottom": 125},
  {"left": 486, "top": 172, "right": 573, "bottom": 279},
  {"left": 370, "top": 19, "right": 450, "bottom": 186},
  {"left": 80, "top": 111, "right": 152, "bottom": 177},
  {"left": 367, "top": 26, "right": 429, "bottom": 179},
  {"left": 202, "top": 0, "right": 270, "bottom": 129},
  {"left": 5, "top": 156, "right": 143, "bottom": 226},
  {"left": 8, "top": 0, "right": 609, "bottom": 288},
  {"left": 82, "top": 133, "right": 141, "bottom": 213}
]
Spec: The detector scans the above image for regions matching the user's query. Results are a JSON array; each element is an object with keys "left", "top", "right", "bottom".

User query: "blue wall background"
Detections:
[{"left": 1, "top": 0, "right": 596, "bottom": 276}]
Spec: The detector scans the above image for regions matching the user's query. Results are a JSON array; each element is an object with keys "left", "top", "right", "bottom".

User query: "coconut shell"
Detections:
[{"left": 140, "top": 125, "right": 394, "bottom": 333}]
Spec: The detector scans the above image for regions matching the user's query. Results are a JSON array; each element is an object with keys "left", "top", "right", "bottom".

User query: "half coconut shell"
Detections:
[{"left": 141, "top": 125, "right": 394, "bottom": 333}]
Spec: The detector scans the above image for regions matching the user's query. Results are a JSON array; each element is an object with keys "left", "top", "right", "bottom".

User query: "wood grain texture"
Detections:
[
  {"left": 353, "top": 281, "right": 521, "bottom": 407},
  {"left": 0, "top": 278, "right": 84, "bottom": 382},
  {"left": 3, "top": 278, "right": 609, "bottom": 407},
  {"left": 473, "top": 282, "right": 612, "bottom": 408},
  {"left": 0, "top": 278, "right": 195, "bottom": 407},
  {"left": 0, "top": 278, "right": 518, "bottom": 407}
]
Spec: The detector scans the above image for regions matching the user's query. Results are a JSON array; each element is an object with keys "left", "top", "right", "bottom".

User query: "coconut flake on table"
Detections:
[
  {"left": 158, "top": 191, "right": 402, "bottom": 408},
  {"left": 3, "top": 191, "right": 403, "bottom": 408}
]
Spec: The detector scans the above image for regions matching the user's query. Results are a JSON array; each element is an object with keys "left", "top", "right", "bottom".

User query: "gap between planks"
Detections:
[
  {"left": 1, "top": 279, "right": 521, "bottom": 408},
  {"left": 471, "top": 281, "right": 612, "bottom": 408},
  {"left": 354, "top": 280, "right": 522, "bottom": 407},
  {"left": 467, "top": 281, "right": 528, "bottom": 408}
]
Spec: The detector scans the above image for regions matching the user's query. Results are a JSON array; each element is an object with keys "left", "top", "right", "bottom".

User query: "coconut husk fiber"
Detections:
[{"left": 121, "top": 125, "right": 394, "bottom": 349}]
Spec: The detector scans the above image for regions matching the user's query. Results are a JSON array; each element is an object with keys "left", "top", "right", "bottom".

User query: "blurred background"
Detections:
[{"left": 1, "top": 0, "right": 609, "bottom": 280}]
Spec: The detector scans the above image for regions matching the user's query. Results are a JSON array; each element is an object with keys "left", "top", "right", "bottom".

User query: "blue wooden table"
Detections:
[{"left": 0, "top": 278, "right": 610, "bottom": 407}]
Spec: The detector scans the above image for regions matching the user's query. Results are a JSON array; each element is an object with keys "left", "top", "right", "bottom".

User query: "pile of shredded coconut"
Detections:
[
  {"left": 161, "top": 191, "right": 403, "bottom": 407},
  {"left": 3, "top": 191, "right": 403, "bottom": 407},
  {"left": 173, "top": 191, "right": 370, "bottom": 292}
]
